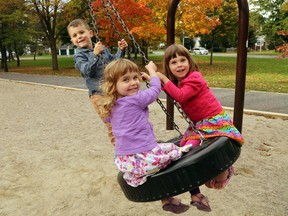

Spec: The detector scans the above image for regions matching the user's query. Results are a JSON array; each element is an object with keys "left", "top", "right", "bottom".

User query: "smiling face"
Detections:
[
  {"left": 164, "top": 44, "right": 199, "bottom": 83},
  {"left": 116, "top": 71, "right": 140, "bottom": 98},
  {"left": 68, "top": 24, "right": 93, "bottom": 49},
  {"left": 168, "top": 54, "right": 190, "bottom": 82}
]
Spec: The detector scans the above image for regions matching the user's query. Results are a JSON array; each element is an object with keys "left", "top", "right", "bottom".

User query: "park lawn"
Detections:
[
  {"left": 193, "top": 56, "right": 288, "bottom": 93},
  {"left": 6, "top": 54, "right": 288, "bottom": 93}
]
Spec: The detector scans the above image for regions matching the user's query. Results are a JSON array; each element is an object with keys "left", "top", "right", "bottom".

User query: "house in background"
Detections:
[
  {"left": 58, "top": 44, "right": 76, "bottom": 56},
  {"left": 255, "top": 35, "right": 266, "bottom": 51}
]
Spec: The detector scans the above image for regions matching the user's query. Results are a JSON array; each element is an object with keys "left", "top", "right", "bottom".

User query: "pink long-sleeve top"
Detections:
[{"left": 162, "top": 71, "right": 223, "bottom": 123}]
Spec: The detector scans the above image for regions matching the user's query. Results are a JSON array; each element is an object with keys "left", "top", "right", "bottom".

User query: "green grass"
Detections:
[
  {"left": 191, "top": 56, "right": 288, "bottom": 92},
  {"left": 6, "top": 53, "right": 288, "bottom": 93}
]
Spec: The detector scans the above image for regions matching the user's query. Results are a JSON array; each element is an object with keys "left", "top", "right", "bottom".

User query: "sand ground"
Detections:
[{"left": 0, "top": 79, "right": 287, "bottom": 216}]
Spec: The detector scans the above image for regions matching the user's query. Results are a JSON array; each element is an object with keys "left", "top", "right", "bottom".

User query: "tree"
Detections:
[
  {"left": 28, "top": 0, "right": 101, "bottom": 71},
  {"left": 144, "top": 0, "right": 222, "bottom": 44},
  {"left": 198, "top": 0, "right": 238, "bottom": 64},
  {"left": 90, "top": 0, "right": 159, "bottom": 64},
  {"left": 276, "top": 30, "right": 288, "bottom": 58},
  {"left": 276, "top": 1, "right": 288, "bottom": 58},
  {"left": 91, "top": 1, "right": 155, "bottom": 44},
  {"left": 248, "top": 11, "right": 264, "bottom": 49},
  {"left": 91, "top": 0, "right": 222, "bottom": 63},
  {"left": 26, "top": 18, "right": 47, "bottom": 61},
  {"left": 250, "top": 0, "right": 288, "bottom": 50},
  {"left": 0, "top": 0, "right": 30, "bottom": 71},
  {"left": 28, "top": 0, "right": 69, "bottom": 71},
  {"left": 0, "top": 22, "right": 8, "bottom": 72}
]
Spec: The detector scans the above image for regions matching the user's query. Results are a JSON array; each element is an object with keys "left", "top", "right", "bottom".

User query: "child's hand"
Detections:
[
  {"left": 145, "top": 61, "right": 157, "bottom": 75},
  {"left": 93, "top": 42, "right": 104, "bottom": 56},
  {"left": 156, "top": 72, "right": 169, "bottom": 84},
  {"left": 140, "top": 72, "right": 151, "bottom": 81},
  {"left": 118, "top": 39, "right": 128, "bottom": 50}
]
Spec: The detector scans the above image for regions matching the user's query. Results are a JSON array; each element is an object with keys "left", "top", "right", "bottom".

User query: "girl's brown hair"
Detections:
[
  {"left": 99, "top": 59, "right": 139, "bottom": 119},
  {"left": 163, "top": 44, "right": 199, "bottom": 83}
]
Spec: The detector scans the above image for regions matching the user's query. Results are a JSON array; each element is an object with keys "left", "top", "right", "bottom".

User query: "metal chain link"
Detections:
[
  {"left": 156, "top": 98, "right": 183, "bottom": 136},
  {"left": 88, "top": 0, "right": 100, "bottom": 42},
  {"left": 144, "top": 82, "right": 182, "bottom": 136},
  {"left": 100, "top": 0, "right": 121, "bottom": 39},
  {"left": 104, "top": 0, "right": 149, "bottom": 65},
  {"left": 172, "top": 99, "right": 205, "bottom": 141},
  {"left": 88, "top": 0, "right": 106, "bottom": 67},
  {"left": 100, "top": 0, "right": 128, "bottom": 58}
]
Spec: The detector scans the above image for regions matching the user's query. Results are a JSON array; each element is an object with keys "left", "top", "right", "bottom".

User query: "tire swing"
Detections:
[
  {"left": 118, "top": 97, "right": 241, "bottom": 202},
  {"left": 118, "top": 137, "right": 241, "bottom": 202},
  {"left": 89, "top": 0, "right": 242, "bottom": 203}
]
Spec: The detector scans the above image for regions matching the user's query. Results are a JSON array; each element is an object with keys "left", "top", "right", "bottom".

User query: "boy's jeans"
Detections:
[{"left": 90, "top": 94, "right": 115, "bottom": 146}]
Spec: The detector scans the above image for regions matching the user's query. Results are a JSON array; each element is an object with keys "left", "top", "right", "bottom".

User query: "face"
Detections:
[
  {"left": 68, "top": 24, "right": 93, "bottom": 49},
  {"left": 116, "top": 71, "right": 140, "bottom": 98},
  {"left": 168, "top": 54, "right": 190, "bottom": 81}
]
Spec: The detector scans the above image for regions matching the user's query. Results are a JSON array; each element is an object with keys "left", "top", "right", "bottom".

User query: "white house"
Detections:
[
  {"left": 255, "top": 35, "right": 266, "bottom": 51},
  {"left": 58, "top": 44, "right": 76, "bottom": 56}
]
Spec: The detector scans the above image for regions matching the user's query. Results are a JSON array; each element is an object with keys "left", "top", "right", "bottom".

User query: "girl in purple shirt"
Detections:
[
  {"left": 98, "top": 58, "right": 192, "bottom": 214},
  {"left": 155, "top": 44, "right": 244, "bottom": 212}
]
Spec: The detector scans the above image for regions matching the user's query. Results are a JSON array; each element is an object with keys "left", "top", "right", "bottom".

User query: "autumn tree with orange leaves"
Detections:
[
  {"left": 91, "top": 0, "right": 222, "bottom": 49},
  {"left": 91, "top": 0, "right": 156, "bottom": 46},
  {"left": 276, "top": 30, "right": 288, "bottom": 59},
  {"left": 276, "top": 2, "right": 288, "bottom": 59}
]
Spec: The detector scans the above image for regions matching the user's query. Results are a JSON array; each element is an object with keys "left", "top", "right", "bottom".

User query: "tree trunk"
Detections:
[
  {"left": 14, "top": 41, "right": 20, "bottom": 66},
  {"left": 0, "top": 22, "right": 8, "bottom": 71},
  {"left": 1, "top": 45, "right": 8, "bottom": 72},
  {"left": 141, "top": 40, "right": 148, "bottom": 65},
  {"left": 134, "top": 46, "right": 137, "bottom": 60},
  {"left": 209, "top": 35, "right": 215, "bottom": 65},
  {"left": 127, "top": 45, "right": 131, "bottom": 60},
  {"left": 50, "top": 39, "right": 59, "bottom": 71}
]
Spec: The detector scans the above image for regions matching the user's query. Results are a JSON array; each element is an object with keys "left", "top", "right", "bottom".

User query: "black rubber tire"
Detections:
[{"left": 117, "top": 136, "right": 241, "bottom": 202}]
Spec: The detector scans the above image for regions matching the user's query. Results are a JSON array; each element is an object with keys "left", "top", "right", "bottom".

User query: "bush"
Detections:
[{"left": 212, "top": 47, "right": 226, "bottom": 52}]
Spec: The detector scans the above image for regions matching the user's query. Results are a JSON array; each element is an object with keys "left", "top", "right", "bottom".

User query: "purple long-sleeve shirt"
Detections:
[{"left": 108, "top": 76, "right": 161, "bottom": 156}]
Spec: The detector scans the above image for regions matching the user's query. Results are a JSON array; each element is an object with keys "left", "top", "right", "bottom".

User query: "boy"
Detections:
[{"left": 67, "top": 18, "right": 128, "bottom": 145}]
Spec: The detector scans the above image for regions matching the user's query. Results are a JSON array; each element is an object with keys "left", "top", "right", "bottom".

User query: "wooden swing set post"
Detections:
[
  {"left": 234, "top": 0, "right": 249, "bottom": 133},
  {"left": 166, "top": 0, "right": 249, "bottom": 133},
  {"left": 165, "top": 0, "right": 180, "bottom": 130}
]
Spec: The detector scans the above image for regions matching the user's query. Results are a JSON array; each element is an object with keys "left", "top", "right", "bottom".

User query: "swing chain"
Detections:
[
  {"left": 155, "top": 98, "right": 183, "bottom": 136},
  {"left": 88, "top": 0, "right": 108, "bottom": 67},
  {"left": 172, "top": 100, "right": 205, "bottom": 141},
  {"left": 88, "top": 0, "right": 101, "bottom": 42},
  {"left": 100, "top": 0, "right": 129, "bottom": 58},
  {"left": 104, "top": 0, "right": 149, "bottom": 65},
  {"left": 100, "top": 0, "right": 121, "bottom": 39},
  {"left": 145, "top": 80, "right": 204, "bottom": 140},
  {"left": 143, "top": 82, "right": 182, "bottom": 136}
]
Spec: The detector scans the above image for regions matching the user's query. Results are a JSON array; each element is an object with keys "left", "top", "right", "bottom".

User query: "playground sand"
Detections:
[{"left": 0, "top": 79, "right": 287, "bottom": 216}]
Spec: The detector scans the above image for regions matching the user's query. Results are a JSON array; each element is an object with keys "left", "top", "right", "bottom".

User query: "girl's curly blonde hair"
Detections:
[{"left": 99, "top": 59, "right": 139, "bottom": 119}]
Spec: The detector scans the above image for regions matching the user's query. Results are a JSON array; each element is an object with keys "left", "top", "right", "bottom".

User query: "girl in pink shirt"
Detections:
[{"left": 156, "top": 44, "right": 244, "bottom": 212}]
